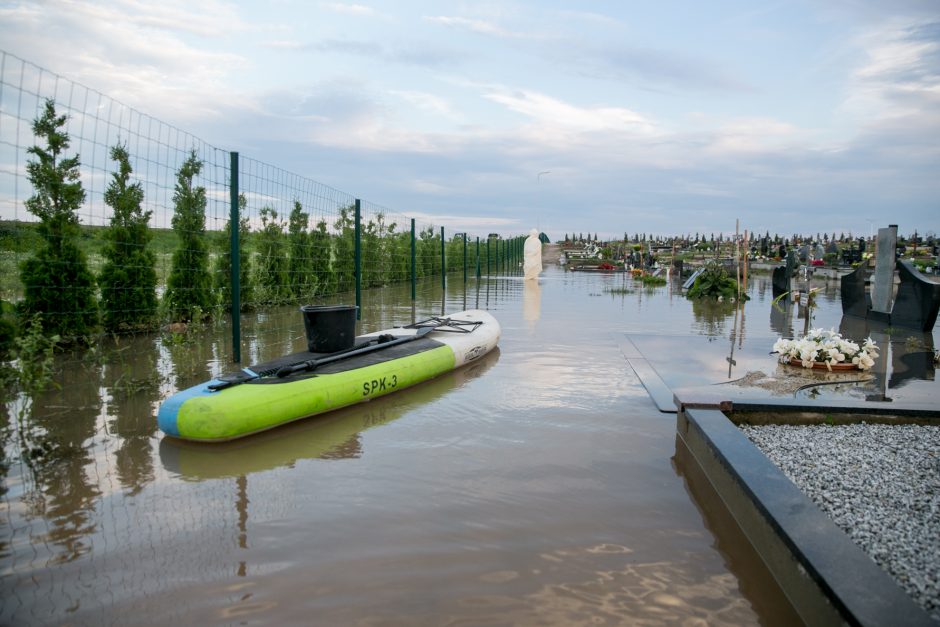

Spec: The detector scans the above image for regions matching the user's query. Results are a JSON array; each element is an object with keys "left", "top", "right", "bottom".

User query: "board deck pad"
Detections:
[{"left": 249, "top": 336, "right": 445, "bottom": 383}]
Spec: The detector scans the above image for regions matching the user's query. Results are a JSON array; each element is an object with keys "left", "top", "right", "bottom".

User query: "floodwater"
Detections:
[{"left": 2, "top": 263, "right": 937, "bottom": 625}]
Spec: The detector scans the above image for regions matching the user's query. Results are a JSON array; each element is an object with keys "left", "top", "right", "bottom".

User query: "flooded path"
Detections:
[{"left": 3, "top": 264, "right": 934, "bottom": 624}]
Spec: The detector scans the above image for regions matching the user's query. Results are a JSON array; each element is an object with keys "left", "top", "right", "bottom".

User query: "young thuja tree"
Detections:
[
  {"left": 99, "top": 144, "right": 158, "bottom": 332},
  {"left": 309, "top": 218, "right": 333, "bottom": 296},
  {"left": 385, "top": 225, "right": 409, "bottom": 284},
  {"left": 418, "top": 225, "right": 439, "bottom": 278},
  {"left": 254, "top": 205, "right": 289, "bottom": 305},
  {"left": 19, "top": 99, "right": 98, "bottom": 341},
  {"left": 362, "top": 212, "right": 396, "bottom": 289},
  {"left": 287, "top": 200, "right": 313, "bottom": 299},
  {"left": 332, "top": 205, "right": 355, "bottom": 294},
  {"left": 164, "top": 150, "right": 214, "bottom": 322},
  {"left": 213, "top": 193, "right": 254, "bottom": 311}
]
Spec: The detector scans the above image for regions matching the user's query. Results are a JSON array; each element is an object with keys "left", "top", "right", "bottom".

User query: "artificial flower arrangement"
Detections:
[{"left": 772, "top": 328, "right": 879, "bottom": 371}]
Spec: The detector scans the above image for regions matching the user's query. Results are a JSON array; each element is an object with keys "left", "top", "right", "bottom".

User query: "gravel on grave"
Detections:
[{"left": 740, "top": 423, "right": 940, "bottom": 621}]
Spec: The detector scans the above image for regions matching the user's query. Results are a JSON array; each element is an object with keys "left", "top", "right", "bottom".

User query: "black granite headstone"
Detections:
[
  {"left": 840, "top": 263, "right": 870, "bottom": 319},
  {"left": 891, "top": 260, "right": 940, "bottom": 331}
]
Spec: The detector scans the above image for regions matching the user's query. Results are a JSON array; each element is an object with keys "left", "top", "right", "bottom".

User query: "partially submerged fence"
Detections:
[{"left": 0, "top": 51, "right": 524, "bottom": 360}]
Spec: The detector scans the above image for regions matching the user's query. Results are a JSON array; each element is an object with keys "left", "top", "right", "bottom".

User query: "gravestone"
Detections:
[
  {"left": 826, "top": 240, "right": 839, "bottom": 255},
  {"left": 871, "top": 225, "right": 898, "bottom": 314},
  {"left": 891, "top": 260, "right": 940, "bottom": 331}
]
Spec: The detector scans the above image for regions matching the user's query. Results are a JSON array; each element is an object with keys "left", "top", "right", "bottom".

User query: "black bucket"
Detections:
[{"left": 300, "top": 304, "right": 358, "bottom": 353}]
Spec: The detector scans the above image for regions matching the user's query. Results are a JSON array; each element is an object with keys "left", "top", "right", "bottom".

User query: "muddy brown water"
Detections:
[{"left": 2, "top": 264, "right": 936, "bottom": 625}]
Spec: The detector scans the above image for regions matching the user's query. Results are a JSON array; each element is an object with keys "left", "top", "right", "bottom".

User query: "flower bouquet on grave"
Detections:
[{"left": 772, "top": 328, "right": 879, "bottom": 371}]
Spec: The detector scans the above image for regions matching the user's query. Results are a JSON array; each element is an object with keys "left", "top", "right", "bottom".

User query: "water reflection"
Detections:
[
  {"left": 19, "top": 357, "right": 104, "bottom": 564},
  {"left": 523, "top": 280, "right": 541, "bottom": 332},
  {"left": 691, "top": 298, "right": 739, "bottom": 336},
  {"left": 793, "top": 316, "right": 938, "bottom": 402},
  {"left": 159, "top": 348, "right": 500, "bottom": 480},
  {"left": 769, "top": 300, "right": 794, "bottom": 339},
  {"left": 103, "top": 334, "right": 162, "bottom": 495},
  {"left": 672, "top": 435, "right": 802, "bottom": 626}
]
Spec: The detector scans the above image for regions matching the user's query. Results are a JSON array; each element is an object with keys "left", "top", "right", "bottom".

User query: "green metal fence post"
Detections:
[
  {"left": 475, "top": 236, "right": 480, "bottom": 278},
  {"left": 354, "top": 199, "right": 361, "bottom": 320},
  {"left": 229, "top": 151, "right": 241, "bottom": 363},
  {"left": 410, "top": 218, "right": 416, "bottom": 301},
  {"left": 463, "top": 233, "right": 467, "bottom": 282},
  {"left": 440, "top": 226, "right": 446, "bottom": 292},
  {"left": 486, "top": 238, "right": 490, "bottom": 276}
]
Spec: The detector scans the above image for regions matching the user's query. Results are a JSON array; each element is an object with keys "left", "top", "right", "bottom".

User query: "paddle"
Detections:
[{"left": 275, "top": 325, "right": 435, "bottom": 378}]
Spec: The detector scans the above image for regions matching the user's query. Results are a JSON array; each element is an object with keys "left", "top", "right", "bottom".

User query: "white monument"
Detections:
[{"left": 523, "top": 229, "right": 542, "bottom": 280}]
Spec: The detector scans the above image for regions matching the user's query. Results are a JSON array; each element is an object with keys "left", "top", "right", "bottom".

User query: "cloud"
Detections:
[
  {"left": 422, "top": 10, "right": 747, "bottom": 93},
  {"left": 319, "top": 2, "right": 376, "bottom": 17},
  {"left": 403, "top": 211, "right": 519, "bottom": 230},
  {"left": 390, "top": 90, "right": 462, "bottom": 120},
  {"left": 274, "top": 38, "right": 464, "bottom": 69},
  {"left": 481, "top": 87, "right": 656, "bottom": 134},
  {"left": 845, "top": 20, "right": 940, "bottom": 120},
  {"left": 554, "top": 41, "right": 754, "bottom": 93},
  {"left": 0, "top": 0, "right": 250, "bottom": 122},
  {"left": 423, "top": 15, "right": 535, "bottom": 39}
]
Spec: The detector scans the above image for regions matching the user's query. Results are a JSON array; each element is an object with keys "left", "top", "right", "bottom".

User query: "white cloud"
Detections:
[
  {"left": 0, "top": 1, "right": 250, "bottom": 123},
  {"left": 390, "top": 90, "right": 462, "bottom": 120},
  {"left": 844, "top": 19, "right": 940, "bottom": 122},
  {"left": 705, "top": 117, "right": 806, "bottom": 155},
  {"left": 423, "top": 15, "right": 533, "bottom": 39},
  {"left": 482, "top": 87, "right": 656, "bottom": 134},
  {"left": 320, "top": 2, "right": 375, "bottom": 16}
]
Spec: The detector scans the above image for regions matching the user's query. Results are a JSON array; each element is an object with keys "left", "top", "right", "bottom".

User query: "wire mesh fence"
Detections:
[{"left": 0, "top": 50, "right": 524, "bottom": 354}]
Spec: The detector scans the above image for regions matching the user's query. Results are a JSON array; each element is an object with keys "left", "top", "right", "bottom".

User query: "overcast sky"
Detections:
[{"left": 1, "top": 0, "right": 938, "bottom": 240}]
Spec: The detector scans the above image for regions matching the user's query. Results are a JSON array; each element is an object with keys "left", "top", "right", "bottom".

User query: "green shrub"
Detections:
[
  {"left": 686, "top": 261, "right": 747, "bottom": 301},
  {"left": 99, "top": 144, "right": 158, "bottom": 332},
  {"left": 164, "top": 150, "right": 214, "bottom": 322},
  {"left": 254, "top": 205, "right": 289, "bottom": 304},
  {"left": 287, "top": 200, "right": 314, "bottom": 299},
  {"left": 213, "top": 193, "right": 254, "bottom": 311},
  {"left": 309, "top": 219, "right": 333, "bottom": 296},
  {"left": 333, "top": 206, "right": 356, "bottom": 293},
  {"left": 18, "top": 99, "right": 98, "bottom": 341},
  {"left": 640, "top": 274, "right": 667, "bottom": 286}
]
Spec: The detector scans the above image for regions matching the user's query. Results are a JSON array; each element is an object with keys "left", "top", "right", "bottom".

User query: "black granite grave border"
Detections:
[
  {"left": 676, "top": 404, "right": 936, "bottom": 626},
  {"left": 622, "top": 331, "right": 938, "bottom": 622}
]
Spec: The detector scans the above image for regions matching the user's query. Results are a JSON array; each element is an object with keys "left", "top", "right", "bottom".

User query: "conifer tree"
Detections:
[
  {"left": 19, "top": 99, "right": 98, "bottom": 340},
  {"left": 309, "top": 218, "right": 333, "bottom": 295},
  {"left": 287, "top": 200, "right": 312, "bottom": 299},
  {"left": 164, "top": 150, "right": 213, "bottom": 322},
  {"left": 255, "top": 205, "right": 288, "bottom": 304},
  {"left": 99, "top": 144, "right": 158, "bottom": 332},
  {"left": 332, "top": 206, "right": 356, "bottom": 292},
  {"left": 214, "top": 193, "right": 254, "bottom": 311}
]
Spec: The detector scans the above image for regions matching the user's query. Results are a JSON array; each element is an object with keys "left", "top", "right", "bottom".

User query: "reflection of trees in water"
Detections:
[
  {"left": 0, "top": 402, "right": 11, "bottom": 560},
  {"left": 690, "top": 299, "right": 738, "bottom": 336},
  {"left": 104, "top": 335, "right": 163, "bottom": 495},
  {"left": 23, "top": 358, "right": 104, "bottom": 563},
  {"left": 165, "top": 330, "right": 222, "bottom": 391}
]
